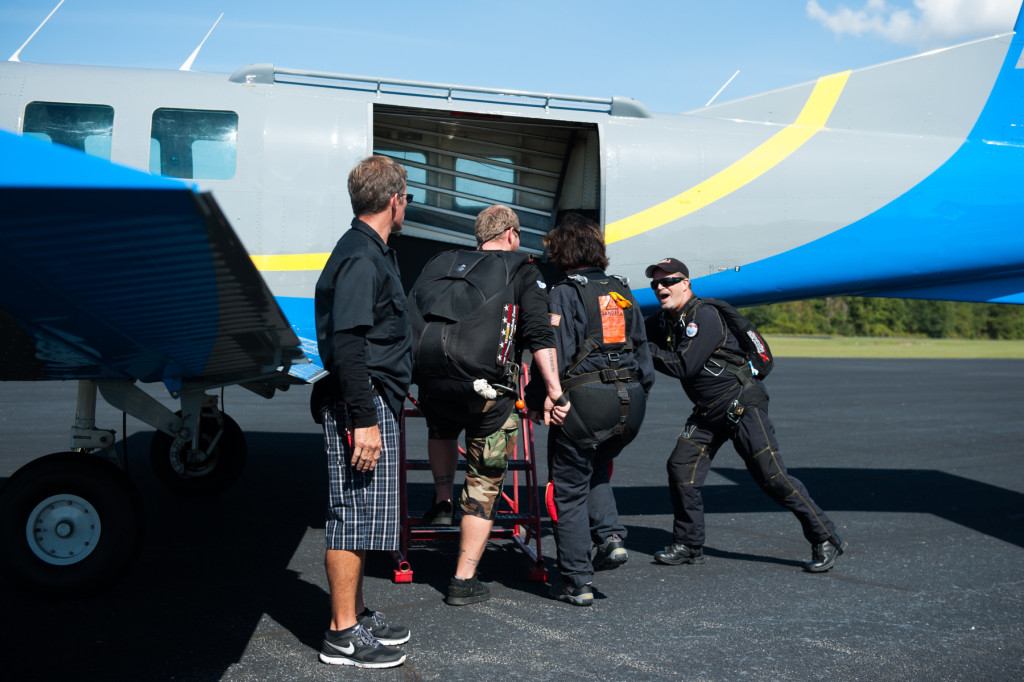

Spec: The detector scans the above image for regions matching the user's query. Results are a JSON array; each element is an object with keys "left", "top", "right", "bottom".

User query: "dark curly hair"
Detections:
[{"left": 544, "top": 213, "right": 609, "bottom": 272}]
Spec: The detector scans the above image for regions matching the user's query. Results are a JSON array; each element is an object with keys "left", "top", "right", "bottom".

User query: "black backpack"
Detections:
[
  {"left": 702, "top": 298, "right": 774, "bottom": 380},
  {"left": 408, "top": 249, "right": 532, "bottom": 396}
]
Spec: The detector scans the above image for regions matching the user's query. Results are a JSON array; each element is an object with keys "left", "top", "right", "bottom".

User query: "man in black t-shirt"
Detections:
[{"left": 312, "top": 155, "right": 412, "bottom": 669}]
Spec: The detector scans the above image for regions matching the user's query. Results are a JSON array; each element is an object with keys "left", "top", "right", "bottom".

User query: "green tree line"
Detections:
[{"left": 740, "top": 297, "right": 1024, "bottom": 339}]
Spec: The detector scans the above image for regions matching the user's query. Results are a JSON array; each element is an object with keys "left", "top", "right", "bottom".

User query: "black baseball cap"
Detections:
[{"left": 645, "top": 258, "right": 689, "bottom": 279}]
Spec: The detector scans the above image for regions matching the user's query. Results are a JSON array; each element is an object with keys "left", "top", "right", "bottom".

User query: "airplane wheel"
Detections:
[
  {"left": 0, "top": 452, "right": 144, "bottom": 598},
  {"left": 149, "top": 411, "right": 246, "bottom": 496}
]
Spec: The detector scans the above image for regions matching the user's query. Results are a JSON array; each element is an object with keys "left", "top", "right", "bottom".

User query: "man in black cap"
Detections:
[{"left": 644, "top": 257, "right": 846, "bottom": 572}]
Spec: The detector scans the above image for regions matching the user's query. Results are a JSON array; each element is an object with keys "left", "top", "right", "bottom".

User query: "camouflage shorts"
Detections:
[{"left": 460, "top": 412, "right": 519, "bottom": 520}]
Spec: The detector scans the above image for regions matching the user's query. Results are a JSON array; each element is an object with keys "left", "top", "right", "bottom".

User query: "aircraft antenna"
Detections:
[
  {"left": 179, "top": 13, "right": 224, "bottom": 71},
  {"left": 8, "top": 0, "right": 65, "bottom": 62},
  {"left": 704, "top": 70, "right": 740, "bottom": 107}
]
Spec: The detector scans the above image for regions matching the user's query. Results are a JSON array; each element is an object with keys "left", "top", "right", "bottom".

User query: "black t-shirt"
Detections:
[{"left": 314, "top": 219, "right": 412, "bottom": 425}]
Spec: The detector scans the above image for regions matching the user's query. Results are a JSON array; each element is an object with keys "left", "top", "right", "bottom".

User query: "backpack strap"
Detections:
[
  {"left": 555, "top": 273, "right": 637, "bottom": 434},
  {"left": 559, "top": 274, "right": 635, "bottom": 376}
]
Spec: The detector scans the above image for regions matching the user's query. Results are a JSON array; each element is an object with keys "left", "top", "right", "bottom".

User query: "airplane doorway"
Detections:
[{"left": 372, "top": 105, "right": 599, "bottom": 285}]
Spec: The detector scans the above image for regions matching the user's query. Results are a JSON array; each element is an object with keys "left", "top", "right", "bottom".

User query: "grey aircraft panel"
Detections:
[{"left": 825, "top": 36, "right": 1005, "bottom": 138}]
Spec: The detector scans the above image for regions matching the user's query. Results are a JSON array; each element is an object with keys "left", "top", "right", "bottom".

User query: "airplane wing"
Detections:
[{"left": 0, "top": 130, "right": 306, "bottom": 393}]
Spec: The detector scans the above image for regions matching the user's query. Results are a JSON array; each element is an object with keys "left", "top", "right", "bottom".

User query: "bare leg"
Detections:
[
  {"left": 326, "top": 548, "right": 364, "bottom": 631},
  {"left": 428, "top": 438, "right": 459, "bottom": 503},
  {"left": 455, "top": 515, "right": 493, "bottom": 579}
]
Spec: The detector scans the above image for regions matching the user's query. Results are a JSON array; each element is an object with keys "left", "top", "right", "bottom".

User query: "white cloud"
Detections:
[{"left": 806, "top": 0, "right": 1020, "bottom": 47}]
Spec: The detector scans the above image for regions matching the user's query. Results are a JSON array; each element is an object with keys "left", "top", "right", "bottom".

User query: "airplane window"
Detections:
[
  {"left": 150, "top": 108, "right": 238, "bottom": 180},
  {"left": 84, "top": 135, "right": 112, "bottom": 159},
  {"left": 454, "top": 158, "right": 514, "bottom": 213},
  {"left": 192, "top": 140, "right": 236, "bottom": 180},
  {"left": 379, "top": 149, "right": 426, "bottom": 203},
  {"left": 23, "top": 102, "right": 114, "bottom": 159}
]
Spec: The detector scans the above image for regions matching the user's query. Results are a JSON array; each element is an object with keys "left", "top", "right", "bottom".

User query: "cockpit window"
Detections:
[
  {"left": 23, "top": 102, "right": 114, "bottom": 159},
  {"left": 150, "top": 108, "right": 238, "bottom": 180}
]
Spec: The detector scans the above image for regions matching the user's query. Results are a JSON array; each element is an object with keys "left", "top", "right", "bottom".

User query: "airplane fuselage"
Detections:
[{"left": 2, "top": 27, "right": 1023, "bottom": 355}]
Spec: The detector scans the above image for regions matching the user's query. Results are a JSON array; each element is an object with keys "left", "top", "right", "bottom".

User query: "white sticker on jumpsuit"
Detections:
[{"left": 686, "top": 322, "right": 699, "bottom": 337}]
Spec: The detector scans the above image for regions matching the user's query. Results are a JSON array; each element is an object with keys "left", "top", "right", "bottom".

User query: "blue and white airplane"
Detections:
[{"left": 1, "top": 3, "right": 1023, "bottom": 596}]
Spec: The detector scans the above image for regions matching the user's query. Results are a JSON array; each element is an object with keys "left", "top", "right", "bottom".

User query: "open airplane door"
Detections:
[{"left": 0, "top": 131, "right": 305, "bottom": 596}]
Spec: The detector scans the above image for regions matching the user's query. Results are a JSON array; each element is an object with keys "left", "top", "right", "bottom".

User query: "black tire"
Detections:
[
  {"left": 0, "top": 452, "right": 144, "bottom": 598},
  {"left": 149, "top": 411, "right": 246, "bottom": 496}
]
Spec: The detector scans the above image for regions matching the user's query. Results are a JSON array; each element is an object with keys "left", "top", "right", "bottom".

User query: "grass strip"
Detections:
[{"left": 766, "top": 335, "right": 1024, "bottom": 359}]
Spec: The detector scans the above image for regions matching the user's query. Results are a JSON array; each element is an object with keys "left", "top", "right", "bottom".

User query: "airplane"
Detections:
[{"left": 1, "top": 3, "right": 1023, "bottom": 597}]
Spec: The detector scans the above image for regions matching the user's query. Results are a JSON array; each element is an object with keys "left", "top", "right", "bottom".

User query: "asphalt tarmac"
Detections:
[{"left": 1, "top": 358, "right": 1022, "bottom": 681}]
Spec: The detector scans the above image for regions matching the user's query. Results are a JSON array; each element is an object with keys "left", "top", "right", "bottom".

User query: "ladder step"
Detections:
[
  {"left": 408, "top": 526, "right": 535, "bottom": 541},
  {"left": 408, "top": 512, "right": 540, "bottom": 523},
  {"left": 404, "top": 459, "right": 533, "bottom": 471}
]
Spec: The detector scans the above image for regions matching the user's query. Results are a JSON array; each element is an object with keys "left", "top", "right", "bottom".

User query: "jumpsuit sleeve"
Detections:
[
  {"left": 645, "top": 314, "right": 684, "bottom": 379},
  {"left": 522, "top": 273, "right": 572, "bottom": 410},
  {"left": 631, "top": 303, "right": 655, "bottom": 392},
  {"left": 646, "top": 306, "right": 727, "bottom": 380}
]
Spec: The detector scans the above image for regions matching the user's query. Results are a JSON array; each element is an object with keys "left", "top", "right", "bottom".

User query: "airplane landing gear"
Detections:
[
  {"left": 0, "top": 452, "right": 144, "bottom": 598},
  {"left": 0, "top": 381, "right": 249, "bottom": 597},
  {"left": 149, "top": 409, "right": 246, "bottom": 496}
]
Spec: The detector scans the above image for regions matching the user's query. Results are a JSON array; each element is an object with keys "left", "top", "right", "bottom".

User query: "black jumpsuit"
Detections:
[
  {"left": 528, "top": 268, "right": 654, "bottom": 588},
  {"left": 646, "top": 296, "right": 837, "bottom": 548}
]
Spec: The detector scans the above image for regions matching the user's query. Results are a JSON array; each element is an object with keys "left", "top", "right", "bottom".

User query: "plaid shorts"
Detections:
[{"left": 323, "top": 396, "right": 400, "bottom": 551}]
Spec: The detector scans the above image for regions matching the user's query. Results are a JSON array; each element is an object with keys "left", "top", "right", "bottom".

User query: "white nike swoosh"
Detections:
[{"left": 327, "top": 641, "right": 356, "bottom": 655}]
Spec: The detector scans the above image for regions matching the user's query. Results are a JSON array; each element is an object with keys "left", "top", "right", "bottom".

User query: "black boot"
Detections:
[
  {"left": 654, "top": 543, "right": 705, "bottom": 565},
  {"left": 593, "top": 534, "right": 628, "bottom": 570},
  {"left": 804, "top": 535, "right": 847, "bottom": 573}
]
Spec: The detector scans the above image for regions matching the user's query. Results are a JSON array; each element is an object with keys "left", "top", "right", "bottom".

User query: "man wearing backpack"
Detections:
[
  {"left": 410, "top": 205, "right": 569, "bottom": 606},
  {"left": 644, "top": 258, "right": 846, "bottom": 572}
]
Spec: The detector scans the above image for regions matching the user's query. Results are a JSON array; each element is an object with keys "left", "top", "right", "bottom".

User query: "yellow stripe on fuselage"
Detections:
[
  {"left": 251, "top": 253, "right": 330, "bottom": 271},
  {"left": 249, "top": 71, "right": 850, "bottom": 270},
  {"left": 604, "top": 70, "right": 851, "bottom": 245}
]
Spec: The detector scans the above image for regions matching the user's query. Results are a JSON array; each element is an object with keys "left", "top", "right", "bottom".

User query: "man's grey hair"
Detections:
[{"left": 348, "top": 155, "right": 407, "bottom": 216}]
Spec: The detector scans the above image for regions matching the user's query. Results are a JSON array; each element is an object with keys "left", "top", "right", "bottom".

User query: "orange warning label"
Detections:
[{"left": 599, "top": 295, "right": 626, "bottom": 343}]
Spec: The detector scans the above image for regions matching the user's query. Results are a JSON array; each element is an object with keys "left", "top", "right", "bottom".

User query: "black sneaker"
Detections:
[
  {"left": 654, "top": 543, "right": 705, "bottom": 565},
  {"left": 593, "top": 534, "right": 628, "bottom": 571},
  {"left": 549, "top": 582, "right": 594, "bottom": 606},
  {"left": 422, "top": 500, "right": 454, "bottom": 526},
  {"left": 445, "top": 575, "right": 490, "bottom": 605},
  {"left": 357, "top": 607, "right": 410, "bottom": 645},
  {"left": 804, "top": 535, "right": 848, "bottom": 573},
  {"left": 319, "top": 623, "right": 406, "bottom": 668}
]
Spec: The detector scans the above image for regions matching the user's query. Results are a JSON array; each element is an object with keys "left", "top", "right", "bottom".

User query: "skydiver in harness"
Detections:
[
  {"left": 644, "top": 257, "right": 846, "bottom": 572},
  {"left": 526, "top": 214, "right": 654, "bottom": 605}
]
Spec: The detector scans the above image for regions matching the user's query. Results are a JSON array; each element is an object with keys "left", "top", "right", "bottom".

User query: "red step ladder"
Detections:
[{"left": 393, "top": 366, "right": 547, "bottom": 583}]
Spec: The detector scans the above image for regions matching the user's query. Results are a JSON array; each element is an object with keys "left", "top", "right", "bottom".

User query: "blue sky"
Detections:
[{"left": 2, "top": 0, "right": 1020, "bottom": 112}]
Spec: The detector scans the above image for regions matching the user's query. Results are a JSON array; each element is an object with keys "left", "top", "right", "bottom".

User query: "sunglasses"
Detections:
[
  {"left": 650, "top": 276, "right": 686, "bottom": 290},
  {"left": 398, "top": 193, "right": 413, "bottom": 204}
]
